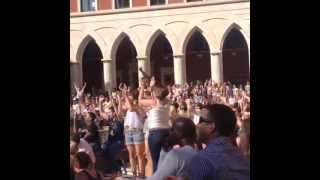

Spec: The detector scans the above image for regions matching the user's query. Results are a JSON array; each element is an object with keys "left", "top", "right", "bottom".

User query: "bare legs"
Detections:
[
  {"left": 135, "top": 143, "right": 145, "bottom": 177},
  {"left": 126, "top": 145, "right": 137, "bottom": 176},
  {"left": 144, "top": 139, "right": 153, "bottom": 177}
]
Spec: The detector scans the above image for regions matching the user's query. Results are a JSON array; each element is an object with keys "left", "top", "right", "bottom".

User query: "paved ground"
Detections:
[{"left": 103, "top": 167, "right": 146, "bottom": 180}]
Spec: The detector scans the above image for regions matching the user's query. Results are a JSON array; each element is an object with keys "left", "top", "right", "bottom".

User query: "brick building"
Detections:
[{"left": 70, "top": 0, "right": 250, "bottom": 94}]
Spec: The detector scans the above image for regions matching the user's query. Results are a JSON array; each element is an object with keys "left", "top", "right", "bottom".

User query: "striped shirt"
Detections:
[
  {"left": 186, "top": 137, "right": 250, "bottom": 180},
  {"left": 147, "top": 105, "right": 170, "bottom": 130}
]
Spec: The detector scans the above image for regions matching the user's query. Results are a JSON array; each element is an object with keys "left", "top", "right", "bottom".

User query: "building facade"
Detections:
[{"left": 70, "top": 0, "right": 250, "bottom": 94}]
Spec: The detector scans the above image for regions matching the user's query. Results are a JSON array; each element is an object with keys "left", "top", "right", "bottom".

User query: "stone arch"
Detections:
[
  {"left": 161, "top": 26, "right": 180, "bottom": 55},
  {"left": 110, "top": 32, "right": 130, "bottom": 60},
  {"left": 145, "top": 29, "right": 175, "bottom": 57},
  {"left": 182, "top": 26, "right": 212, "bottom": 54},
  {"left": 219, "top": 23, "right": 249, "bottom": 52},
  {"left": 75, "top": 33, "right": 107, "bottom": 63},
  {"left": 112, "top": 32, "right": 139, "bottom": 88},
  {"left": 220, "top": 23, "right": 250, "bottom": 84},
  {"left": 183, "top": 26, "right": 211, "bottom": 83}
]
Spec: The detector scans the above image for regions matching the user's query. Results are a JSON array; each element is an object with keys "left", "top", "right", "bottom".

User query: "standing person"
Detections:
[
  {"left": 80, "top": 112, "right": 101, "bottom": 152},
  {"left": 238, "top": 118, "right": 250, "bottom": 159},
  {"left": 245, "top": 81, "right": 250, "bottom": 96},
  {"left": 185, "top": 104, "right": 249, "bottom": 180},
  {"left": 169, "top": 102, "right": 179, "bottom": 124},
  {"left": 139, "top": 83, "right": 171, "bottom": 173},
  {"left": 177, "top": 101, "right": 192, "bottom": 119},
  {"left": 100, "top": 106, "right": 125, "bottom": 177},
  {"left": 119, "top": 89, "right": 146, "bottom": 178}
]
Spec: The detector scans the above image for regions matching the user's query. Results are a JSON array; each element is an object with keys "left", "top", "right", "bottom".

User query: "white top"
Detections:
[
  {"left": 229, "top": 97, "right": 236, "bottom": 105},
  {"left": 78, "top": 138, "right": 96, "bottom": 164},
  {"left": 124, "top": 111, "right": 144, "bottom": 129},
  {"left": 147, "top": 105, "right": 170, "bottom": 130},
  {"left": 193, "top": 115, "right": 200, "bottom": 125}
]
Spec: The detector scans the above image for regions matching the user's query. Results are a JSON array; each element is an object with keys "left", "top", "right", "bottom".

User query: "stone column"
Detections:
[
  {"left": 102, "top": 59, "right": 116, "bottom": 90},
  {"left": 70, "top": 62, "right": 81, "bottom": 95},
  {"left": 210, "top": 51, "right": 223, "bottom": 83},
  {"left": 173, "top": 54, "right": 187, "bottom": 85}
]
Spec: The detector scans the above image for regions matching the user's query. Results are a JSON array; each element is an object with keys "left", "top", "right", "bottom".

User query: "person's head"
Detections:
[
  {"left": 105, "top": 95, "right": 110, "bottom": 102},
  {"left": 127, "top": 89, "right": 139, "bottom": 104},
  {"left": 179, "top": 101, "right": 187, "bottom": 112},
  {"left": 73, "top": 152, "right": 93, "bottom": 170},
  {"left": 141, "top": 77, "right": 150, "bottom": 87},
  {"left": 169, "top": 102, "right": 179, "bottom": 113},
  {"left": 84, "top": 112, "right": 95, "bottom": 125},
  {"left": 105, "top": 107, "right": 115, "bottom": 119},
  {"left": 72, "top": 98, "right": 79, "bottom": 105},
  {"left": 151, "top": 85, "right": 169, "bottom": 103},
  {"left": 196, "top": 104, "right": 237, "bottom": 144},
  {"left": 163, "top": 117, "right": 197, "bottom": 151},
  {"left": 89, "top": 112, "right": 96, "bottom": 120}
]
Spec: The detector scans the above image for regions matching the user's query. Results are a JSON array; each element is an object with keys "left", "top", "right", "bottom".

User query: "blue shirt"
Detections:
[
  {"left": 149, "top": 146, "right": 197, "bottom": 180},
  {"left": 186, "top": 137, "right": 250, "bottom": 180}
]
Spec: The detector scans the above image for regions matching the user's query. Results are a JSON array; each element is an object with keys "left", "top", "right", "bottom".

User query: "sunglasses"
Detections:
[{"left": 199, "top": 116, "right": 212, "bottom": 124}]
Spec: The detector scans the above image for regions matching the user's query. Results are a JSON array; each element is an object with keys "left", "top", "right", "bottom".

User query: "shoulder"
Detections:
[
  {"left": 190, "top": 151, "right": 213, "bottom": 167},
  {"left": 169, "top": 147, "right": 197, "bottom": 159}
]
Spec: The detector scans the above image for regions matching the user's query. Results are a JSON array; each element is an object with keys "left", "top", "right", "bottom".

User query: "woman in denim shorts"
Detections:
[{"left": 119, "top": 89, "right": 146, "bottom": 177}]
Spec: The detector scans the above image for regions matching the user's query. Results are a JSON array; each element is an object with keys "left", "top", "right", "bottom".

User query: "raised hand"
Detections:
[
  {"left": 150, "top": 76, "right": 156, "bottom": 87},
  {"left": 74, "top": 83, "right": 79, "bottom": 89}
]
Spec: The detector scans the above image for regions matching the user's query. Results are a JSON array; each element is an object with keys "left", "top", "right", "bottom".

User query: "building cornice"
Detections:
[{"left": 71, "top": 0, "right": 249, "bottom": 18}]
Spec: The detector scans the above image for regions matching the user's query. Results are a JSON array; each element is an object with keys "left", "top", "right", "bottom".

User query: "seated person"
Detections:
[
  {"left": 148, "top": 117, "right": 198, "bottom": 180},
  {"left": 71, "top": 133, "right": 96, "bottom": 165},
  {"left": 73, "top": 152, "right": 103, "bottom": 180},
  {"left": 185, "top": 104, "right": 250, "bottom": 180}
]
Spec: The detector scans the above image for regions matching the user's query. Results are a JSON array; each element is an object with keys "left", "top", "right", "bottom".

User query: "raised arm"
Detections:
[
  {"left": 80, "top": 83, "right": 87, "bottom": 94},
  {"left": 123, "top": 90, "right": 134, "bottom": 112},
  {"left": 116, "top": 93, "right": 124, "bottom": 117},
  {"left": 138, "top": 78, "right": 155, "bottom": 107},
  {"left": 139, "top": 67, "right": 151, "bottom": 79}
]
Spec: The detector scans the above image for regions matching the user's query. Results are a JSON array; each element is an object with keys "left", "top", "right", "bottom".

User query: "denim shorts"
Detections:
[{"left": 125, "top": 129, "right": 144, "bottom": 145}]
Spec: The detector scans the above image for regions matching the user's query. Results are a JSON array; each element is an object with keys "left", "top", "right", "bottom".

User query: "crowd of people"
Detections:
[{"left": 70, "top": 68, "right": 250, "bottom": 180}]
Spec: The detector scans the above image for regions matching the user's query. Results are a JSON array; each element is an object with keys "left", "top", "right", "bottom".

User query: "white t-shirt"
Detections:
[
  {"left": 193, "top": 115, "right": 200, "bottom": 125},
  {"left": 229, "top": 97, "right": 236, "bottom": 105},
  {"left": 124, "top": 111, "right": 144, "bottom": 129},
  {"left": 78, "top": 138, "right": 96, "bottom": 164}
]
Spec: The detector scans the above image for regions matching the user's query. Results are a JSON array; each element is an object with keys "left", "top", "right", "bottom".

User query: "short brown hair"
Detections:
[{"left": 152, "top": 85, "right": 169, "bottom": 101}]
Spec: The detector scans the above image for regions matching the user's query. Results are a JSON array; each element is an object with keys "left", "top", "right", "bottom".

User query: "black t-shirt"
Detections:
[
  {"left": 100, "top": 118, "right": 124, "bottom": 144},
  {"left": 83, "top": 123, "right": 100, "bottom": 145}
]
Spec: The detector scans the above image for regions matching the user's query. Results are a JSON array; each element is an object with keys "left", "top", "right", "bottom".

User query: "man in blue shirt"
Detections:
[{"left": 185, "top": 104, "right": 250, "bottom": 180}]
